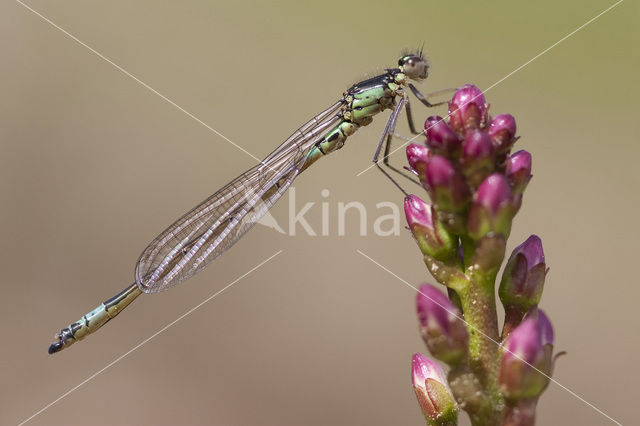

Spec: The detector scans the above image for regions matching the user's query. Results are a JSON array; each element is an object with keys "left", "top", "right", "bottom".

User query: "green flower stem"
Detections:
[
  {"left": 460, "top": 236, "right": 504, "bottom": 425},
  {"left": 424, "top": 250, "right": 504, "bottom": 425},
  {"left": 456, "top": 273, "right": 502, "bottom": 400},
  {"left": 460, "top": 235, "right": 476, "bottom": 269}
]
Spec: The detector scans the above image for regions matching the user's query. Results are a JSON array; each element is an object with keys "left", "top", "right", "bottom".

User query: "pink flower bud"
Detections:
[
  {"left": 505, "top": 150, "right": 532, "bottom": 194},
  {"left": 467, "top": 173, "right": 518, "bottom": 240},
  {"left": 475, "top": 173, "right": 511, "bottom": 214},
  {"left": 460, "top": 130, "right": 496, "bottom": 187},
  {"left": 406, "top": 143, "right": 431, "bottom": 183},
  {"left": 537, "top": 310, "right": 554, "bottom": 348},
  {"left": 424, "top": 156, "right": 471, "bottom": 213},
  {"left": 499, "top": 313, "right": 554, "bottom": 400},
  {"left": 448, "top": 84, "right": 488, "bottom": 134},
  {"left": 499, "top": 235, "right": 547, "bottom": 312},
  {"left": 417, "top": 284, "right": 469, "bottom": 364},
  {"left": 404, "top": 195, "right": 457, "bottom": 261},
  {"left": 489, "top": 114, "right": 517, "bottom": 154},
  {"left": 424, "top": 116, "right": 461, "bottom": 157},
  {"left": 412, "top": 353, "right": 458, "bottom": 424}
]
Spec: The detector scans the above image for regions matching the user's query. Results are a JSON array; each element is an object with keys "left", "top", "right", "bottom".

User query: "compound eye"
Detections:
[{"left": 403, "top": 57, "right": 427, "bottom": 80}]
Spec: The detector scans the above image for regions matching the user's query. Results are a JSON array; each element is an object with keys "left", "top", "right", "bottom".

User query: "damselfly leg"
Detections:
[
  {"left": 373, "top": 97, "right": 410, "bottom": 196},
  {"left": 408, "top": 85, "right": 455, "bottom": 108},
  {"left": 380, "top": 95, "right": 422, "bottom": 187},
  {"left": 375, "top": 87, "right": 455, "bottom": 190}
]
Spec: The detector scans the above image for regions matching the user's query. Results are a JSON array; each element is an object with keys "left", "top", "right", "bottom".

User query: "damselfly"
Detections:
[{"left": 48, "top": 50, "right": 447, "bottom": 354}]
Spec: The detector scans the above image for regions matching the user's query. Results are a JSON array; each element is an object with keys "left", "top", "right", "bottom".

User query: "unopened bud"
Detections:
[
  {"left": 425, "top": 116, "right": 461, "bottom": 158},
  {"left": 505, "top": 150, "right": 532, "bottom": 195},
  {"left": 417, "top": 284, "right": 469, "bottom": 364},
  {"left": 499, "top": 312, "right": 554, "bottom": 400},
  {"left": 412, "top": 353, "right": 458, "bottom": 425},
  {"left": 405, "top": 195, "right": 458, "bottom": 261},
  {"left": 448, "top": 84, "right": 488, "bottom": 134},
  {"left": 467, "top": 173, "right": 519, "bottom": 240},
  {"left": 460, "top": 130, "right": 496, "bottom": 187},
  {"left": 489, "top": 114, "right": 517, "bottom": 154},
  {"left": 499, "top": 235, "right": 547, "bottom": 312},
  {"left": 425, "top": 156, "right": 471, "bottom": 214}
]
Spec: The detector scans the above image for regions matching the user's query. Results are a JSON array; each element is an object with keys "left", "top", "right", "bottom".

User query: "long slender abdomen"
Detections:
[
  {"left": 300, "top": 120, "right": 362, "bottom": 173},
  {"left": 48, "top": 283, "right": 142, "bottom": 354}
]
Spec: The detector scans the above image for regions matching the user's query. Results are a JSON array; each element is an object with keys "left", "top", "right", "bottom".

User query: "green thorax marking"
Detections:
[{"left": 302, "top": 69, "right": 408, "bottom": 172}]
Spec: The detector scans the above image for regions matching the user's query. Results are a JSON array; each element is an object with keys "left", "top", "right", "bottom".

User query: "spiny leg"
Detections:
[
  {"left": 404, "top": 95, "right": 421, "bottom": 135},
  {"left": 380, "top": 88, "right": 457, "bottom": 186},
  {"left": 381, "top": 95, "right": 422, "bottom": 186},
  {"left": 381, "top": 93, "right": 440, "bottom": 186},
  {"left": 372, "top": 97, "right": 410, "bottom": 196},
  {"left": 375, "top": 87, "right": 458, "bottom": 192},
  {"left": 408, "top": 84, "right": 456, "bottom": 108}
]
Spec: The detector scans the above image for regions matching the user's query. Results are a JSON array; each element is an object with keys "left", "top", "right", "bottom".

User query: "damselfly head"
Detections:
[{"left": 398, "top": 54, "right": 429, "bottom": 81}]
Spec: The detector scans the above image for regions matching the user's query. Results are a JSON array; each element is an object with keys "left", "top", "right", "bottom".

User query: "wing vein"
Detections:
[{"left": 136, "top": 102, "right": 343, "bottom": 292}]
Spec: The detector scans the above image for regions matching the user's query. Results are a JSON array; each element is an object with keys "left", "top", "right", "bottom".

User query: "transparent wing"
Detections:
[{"left": 135, "top": 101, "right": 343, "bottom": 293}]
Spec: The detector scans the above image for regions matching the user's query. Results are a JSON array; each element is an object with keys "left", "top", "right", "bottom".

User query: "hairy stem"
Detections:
[{"left": 456, "top": 236, "right": 504, "bottom": 425}]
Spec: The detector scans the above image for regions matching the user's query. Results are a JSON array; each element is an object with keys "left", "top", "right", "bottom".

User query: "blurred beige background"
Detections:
[{"left": 1, "top": 1, "right": 638, "bottom": 425}]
